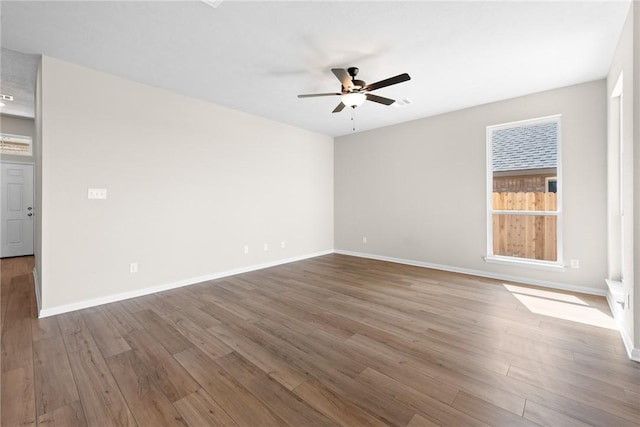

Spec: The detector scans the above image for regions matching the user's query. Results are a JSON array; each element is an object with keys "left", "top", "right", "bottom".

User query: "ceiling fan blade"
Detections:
[
  {"left": 366, "top": 93, "right": 395, "bottom": 105},
  {"left": 298, "top": 92, "right": 341, "bottom": 98},
  {"left": 331, "top": 68, "right": 354, "bottom": 90},
  {"left": 332, "top": 102, "right": 346, "bottom": 113},
  {"left": 364, "top": 73, "right": 411, "bottom": 92}
]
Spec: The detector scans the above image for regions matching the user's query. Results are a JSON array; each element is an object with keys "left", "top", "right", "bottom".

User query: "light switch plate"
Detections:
[{"left": 88, "top": 188, "right": 107, "bottom": 199}]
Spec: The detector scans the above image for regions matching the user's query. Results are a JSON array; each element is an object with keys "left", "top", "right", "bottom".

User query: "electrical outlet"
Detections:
[
  {"left": 129, "top": 262, "right": 138, "bottom": 274},
  {"left": 244, "top": 245, "right": 249, "bottom": 254},
  {"left": 362, "top": 236, "right": 367, "bottom": 244},
  {"left": 570, "top": 259, "right": 580, "bottom": 269},
  {"left": 264, "top": 243, "right": 269, "bottom": 251}
]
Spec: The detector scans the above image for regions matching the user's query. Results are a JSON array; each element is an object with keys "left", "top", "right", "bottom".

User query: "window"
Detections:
[
  {"left": 0, "top": 133, "right": 32, "bottom": 156},
  {"left": 486, "top": 116, "right": 562, "bottom": 267},
  {"left": 607, "top": 72, "right": 624, "bottom": 287}
]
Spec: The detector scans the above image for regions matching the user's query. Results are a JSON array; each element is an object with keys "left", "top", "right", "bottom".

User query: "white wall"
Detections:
[
  {"left": 34, "top": 58, "right": 43, "bottom": 309},
  {"left": 335, "top": 80, "right": 607, "bottom": 293},
  {"left": 39, "top": 56, "right": 333, "bottom": 313},
  {"left": 634, "top": 0, "right": 640, "bottom": 352},
  {"left": 607, "top": 2, "right": 636, "bottom": 357}
]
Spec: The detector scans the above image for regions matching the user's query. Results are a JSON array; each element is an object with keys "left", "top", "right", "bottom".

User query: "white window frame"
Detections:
[
  {"left": 485, "top": 115, "right": 564, "bottom": 271},
  {"left": 0, "top": 133, "right": 33, "bottom": 156}
]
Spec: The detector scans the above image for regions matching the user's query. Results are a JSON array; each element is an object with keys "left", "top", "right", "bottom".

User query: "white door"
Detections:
[{"left": 1, "top": 163, "right": 34, "bottom": 258}]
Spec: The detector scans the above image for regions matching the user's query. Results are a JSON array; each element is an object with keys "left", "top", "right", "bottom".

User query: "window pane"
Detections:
[
  {"left": 488, "top": 118, "right": 561, "bottom": 263},
  {"left": 491, "top": 121, "right": 558, "bottom": 212},
  {"left": 0, "top": 134, "right": 32, "bottom": 156},
  {"left": 493, "top": 214, "right": 557, "bottom": 261}
]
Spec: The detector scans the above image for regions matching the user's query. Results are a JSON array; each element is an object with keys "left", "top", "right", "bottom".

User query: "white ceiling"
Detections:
[
  {"left": 0, "top": 48, "right": 38, "bottom": 118},
  {"left": 0, "top": 0, "right": 631, "bottom": 137}
]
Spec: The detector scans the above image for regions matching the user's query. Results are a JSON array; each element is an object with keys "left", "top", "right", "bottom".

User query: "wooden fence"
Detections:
[
  {"left": 493, "top": 192, "right": 556, "bottom": 211},
  {"left": 492, "top": 192, "right": 557, "bottom": 261}
]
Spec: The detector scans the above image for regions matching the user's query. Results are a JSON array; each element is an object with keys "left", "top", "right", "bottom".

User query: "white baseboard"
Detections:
[
  {"left": 38, "top": 249, "right": 334, "bottom": 318},
  {"left": 32, "top": 267, "right": 41, "bottom": 313},
  {"left": 605, "top": 290, "right": 640, "bottom": 363},
  {"left": 335, "top": 249, "right": 607, "bottom": 296},
  {"left": 35, "top": 247, "right": 640, "bottom": 363},
  {"left": 618, "top": 324, "right": 640, "bottom": 362}
]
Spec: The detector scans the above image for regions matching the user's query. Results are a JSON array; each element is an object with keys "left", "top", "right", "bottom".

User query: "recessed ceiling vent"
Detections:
[
  {"left": 201, "top": 0, "right": 224, "bottom": 9},
  {"left": 393, "top": 98, "right": 412, "bottom": 108}
]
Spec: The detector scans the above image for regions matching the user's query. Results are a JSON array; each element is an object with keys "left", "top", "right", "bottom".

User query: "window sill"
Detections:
[
  {"left": 605, "top": 279, "right": 625, "bottom": 303},
  {"left": 484, "top": 256, "right": 566, "bottom": 272}
]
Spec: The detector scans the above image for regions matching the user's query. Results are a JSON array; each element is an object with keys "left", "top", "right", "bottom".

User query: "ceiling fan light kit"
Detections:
[
  {"left": 341, "top": 92, "right": 366, "bottom": 107},
  {"left": 298, "top": 66, "right": 411, "bottom": 114}
]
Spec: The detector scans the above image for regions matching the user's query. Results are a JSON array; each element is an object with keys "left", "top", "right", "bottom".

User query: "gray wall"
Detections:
[
  {"left": 335, "top": 80, "right": 607, "bottom": 292},
  {"left": 0, "top": 114, "right": 35, "bottom": 162},
  {"left": 39, "top": 56, "right": 334, "bottom": 312}
]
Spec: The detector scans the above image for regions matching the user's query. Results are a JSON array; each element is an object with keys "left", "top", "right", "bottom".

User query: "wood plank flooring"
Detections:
[{"left": 1, "top": 254, "right": 639, "bottom": 426}]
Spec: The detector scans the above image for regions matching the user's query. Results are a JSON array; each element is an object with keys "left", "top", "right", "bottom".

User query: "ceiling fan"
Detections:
[{"left": 298, "top": 67, "right": 411, "bottom": 113}]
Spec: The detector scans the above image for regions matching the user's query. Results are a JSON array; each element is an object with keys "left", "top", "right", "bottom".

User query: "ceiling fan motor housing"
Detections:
[
  {"left": 347, "top": 67, "right": 365, "bottom": 90},
  {"left": 351, "top": 80, "right": 366, "bottom": 90}
]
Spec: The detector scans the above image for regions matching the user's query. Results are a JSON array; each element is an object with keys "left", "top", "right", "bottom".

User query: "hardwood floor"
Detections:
[{"left": 1, "top": 254, "right": 639, "bottom": 426}]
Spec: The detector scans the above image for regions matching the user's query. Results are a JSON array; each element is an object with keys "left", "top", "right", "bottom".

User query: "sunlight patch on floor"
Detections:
[
  {"left": 503, "top": 284, "right": 588, "bottom": 305},
  {"left": 504, "top": 284, "right": 617, "bottom": 330}
]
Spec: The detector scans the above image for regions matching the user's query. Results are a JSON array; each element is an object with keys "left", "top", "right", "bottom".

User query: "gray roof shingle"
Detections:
[{"left": 492, "top": 121, "right": 557, "bottom": 172}]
